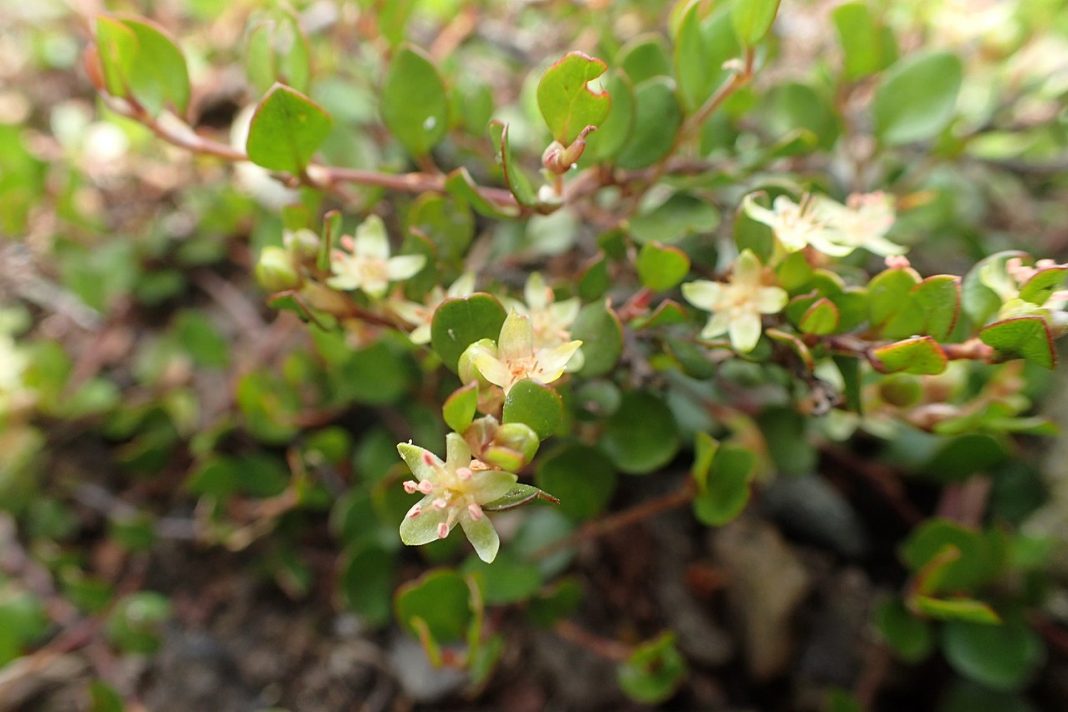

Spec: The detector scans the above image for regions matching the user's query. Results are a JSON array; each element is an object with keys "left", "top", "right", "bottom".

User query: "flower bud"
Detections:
[
  {"left": 255, "top": 246, "right": 301, "bottom": 292},
  {"left": 283, "top": 228, "right": 320, "bottom": 261},
  {"left": 494, "top": 422, "right": 540, "bottom": 463}
]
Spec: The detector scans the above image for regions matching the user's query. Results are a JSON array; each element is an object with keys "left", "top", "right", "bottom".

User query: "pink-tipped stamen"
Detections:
[
  {"left": 467, "top": 503, "right": 483, "bottom": 521},
  {"left": 433, "top": 497, "right": 449, "bottom": 510},
  {"left": 403, "top": 480, "right": 418, "bottom": 494},
  {"left": 437, "top": 522, "right": 449, "bottom": 539},
  {"left": 456, "top": 467, "right": 472, "bottom": 481},
  {"left": 418, "top": 480, "right": 435, "bottom": 494}
]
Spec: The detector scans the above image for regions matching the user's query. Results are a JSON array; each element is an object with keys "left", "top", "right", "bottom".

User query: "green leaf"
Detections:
[
  {"left": 629, "top": 192, "right": 720, "bottom": 245},
  {"left": 602, "top": 391, "right": 680, "bottom": 475},
  {"left": 732, "top": 0, "right": 781, "bottom": 46},
  {"left": 583, "top": 72, "right": 636, "bottom": 163},
  {"left": 246, "top": 84, "right": 332, "bottom": 173},
  {"left": 120, "top": 17, "right": 191, "bottom": 116},
  {"left": 901, "top": 519, "right": 1001, "bottom": 593},
  {"left": 925, "top": 433, "right": 1008, "bottom": 483},
  {"left": 489, "top": 120, "right": 538, "bottom": 207},
  {"left": 617, "top": 632, "right": 687, "bottom": 704},
  {"left": 832, "top": 2, "right": 897, "bottom": 80},
  {"left": 693, "top": 444, "right": 755, "bottom": 526},
  {"left": 873, "top": 51, "right": 963, "bottom": 145},
  {"left": 527, "top": 578, "right": 584, "bottom": 628},
  {"left": 571, "top": 302, "right": 623, "bottom": 378},
  {"left": 503, "top": 379, "right": 564, "bottom": 440},
  {"left": 883, "top": 275, "right": 961, "bottom": 341},
  {"left": 913, "top": 596, "right": 1000, "bottom": 624},
  {"left": 407, "top": 193, "right": 474, "bottom": 262},
  {"left": 875, "top": 599, "right": 934, "bottom": 663},
  {"left": 394, "top": 569, "right": 472, "bottom": 644},
  {"left": 95, "top": 16, "right": 138, "bottom": 98},
  {"left": 462, "top": 554, "right": 542, "bottom": 605},
  {"left": 442, "top": 382, "right": 478, "bottom": 433},
  {"left": 619, "top": 35, "right": 672, "bottom": 83},
  {"left": 799, "top": 297, "right": 840, "bottom": 335},
  {"left": 962, "top": 251, "right": 1028, "bottom": 325},
  {"left": 762, "top": 82, "right": 841, "bottom": 150},
  {"left": 445, "top": 167, "right": 520, "bottom": 218},
  {"left": 942, "top": 615, "right": 1045, "bottom": 691},
  {"left": 616, "top": 77, "right": 683, "bottom": 169},
  {"left": 430, "top": 293, "right": 507, "bottom": 371},
  {"left": 872, "top": 336, "right": 948, "bottom": 375},
  {"left": 633, "top": 300, "right": 689, "bottom": 329},
  {"left": 106, "top": 592, "right": 171, "bottom": 654},
  {"left": 537, "top": 51, "right": 611, "bottom": 145},
  {"left": 868, "top": 267, "right": 921, "bottom": 328},
  {"left": 535, "top": 444, "right": 618, "bottom": 521},
  {"left": 980, "top": 316, "right": 1057, "bottom": 369},
  {"left": 245, "top": 8, "right": 310, "bottom": 94},
  {"left": 1019, "top": 266, "right": 1068, "bottom": 304},
  {"left": 340, "top": 545, "right": 394, "bottom": 626},
  {"left": 691, "top": 432, "right": 719, "bottom": 490},
  {"left": 482, "top": 483, "right": 559, "bottom": 512},
  {"left": 381, "top": 45, "right": 449, "bottom": 157},
  {"left": 637, "top": 242, "right": 691, "bottom": 291}
]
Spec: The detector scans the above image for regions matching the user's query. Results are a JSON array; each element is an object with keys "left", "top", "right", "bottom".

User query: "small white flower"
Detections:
[
  {"left": 681, "top": 249, "right": 788, "bottom": 353},
  {"left": 389, "top": 272, "right": 476, "bottom": 344},
  {"left": 465, "top": 312, "right": 582, "bottom": 394},
  {"left": 398, "top": 433, "right": 518, "bottom": 563},
  {"left": 326, "top": 215, "right": 426, "bottom": 298},
  {"left": 743, "top": 193, "right": 841, "bottom": 254},
  {"left": 506, "top": 272, "right": 584, "bottom": 370}
]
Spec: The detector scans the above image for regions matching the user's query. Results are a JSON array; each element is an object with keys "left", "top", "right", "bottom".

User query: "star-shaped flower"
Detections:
[
  {"left": 398, "top": 433, "right": 518, "bottom": 562},
  {"left": 681, "top": 249, "right": 788, "bottom": 353},
  {"left": 506, "top": 272, "right": 584, "bottom": 370},
  {"left": 743, "top": 193, "right": 842, "bottom": 254},
  {"left": 464, "top": 312, "right": 582, "bottom": 394},
  {"left": 389, "top": 272, "right": 476, "bottom": 344},
  {"left": 326, "top": 215, "right": 425, "bottom": 298}
]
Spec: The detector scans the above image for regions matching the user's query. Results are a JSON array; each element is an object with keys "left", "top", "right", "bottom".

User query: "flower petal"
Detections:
[
  {"left": 700, "top": 312, "right": 730, "bottom": 339},
  {"left": 362, "top": 275, "right": 389, "bottom": 299},
  {"left": 733, "top": 249, "right": 762, "bottom": 285},
  {"left": 397, "top": 442, "right": 443, "bottom": 482},
  {"left": 353, "top": 215, "right": 390, "bottom": 259},
  {"left": 409, "top": 324, "right": 431, "bottom": 344},
  {"left": 471, "top": 351, "right": 513, "bottom": 390},
  {"left": 524, "top": 272, "right": 550, "bottom": 310},
  {"left": 470, "top": 470, "right": 518, "bottom": 504},
  {"left": 460, "top": 514, "right": 500, "bottom": 563},
  {"left": 399, "top": 496, "right": 451, "bottom": 545},
  {"left": 682, "top": 280, "right": 723, "bottom": 311},
  {"left": 386, "top": 254, "right": 426, "bottom": 281},
  {"left": 498, "top": 312, "right": 534, "bottom": 363},
  {"left": 448, "top": 272, "right": 477, "bottom": 298},
  {"left": 729, "top": 312, "right": 762, "bottom": 353},
  {"left": 533, "top": 340, "right": 582, "bottom": 384},
  {"left": 445, "top": 432, "right": 472, "bottom": 471},
  {"left": 549, "top": 298, "right": 581, "bottom": 330},
  {"left": 756, "top": 286, "right": 788, "bottom": 313}
]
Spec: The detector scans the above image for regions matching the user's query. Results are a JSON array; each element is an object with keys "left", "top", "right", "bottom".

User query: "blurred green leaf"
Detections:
[
  {"left": 503, "top": 379, "right": 564, "bottom": 440},
  {"left": 535, "top": 444, "right": 617, "bottom": 521},
  {"left": 381, "top": 46, "right": 449, "bottom": 157},
  {"left": 602, "top": 391, "right": 680, "bottom": 475},
  {"left": 942, "top": 614, "right": 1045, "bottom": 691},
  {"left": 617, "top": 632, "right": 687, "bottom": 704},
  {"left": 431, "top": 293, "right": 507, "bottom": 371},
  {"left": 246, "top": 84, "right": 332, "bottom": 172},
  {"left": 873, "top": 51, "right": 962, "bottom": 145},
  {"left": 537, "top": 51, "right": 611, "bottom": 145}
]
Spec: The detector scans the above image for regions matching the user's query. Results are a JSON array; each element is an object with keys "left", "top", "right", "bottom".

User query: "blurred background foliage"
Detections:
[{"left": 2, "top": 0, "right": 1068, "bottom": 710}]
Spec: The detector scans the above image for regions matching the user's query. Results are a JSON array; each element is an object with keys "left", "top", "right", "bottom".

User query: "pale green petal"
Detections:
[
  {"left": 448, "top": 272, "right": 477, "bottom": 298},
  {"left": 362, "top": 275, "right": 389, "bottom": 299},
  {"left": 445, "top": 432, "right": 472, "bottom": 470},
  {"left": 471, "top": 351, "right": 513, "bottom": 390},
  {"left": 533, "top": 340, "right": 582, "bottom": 384},
  {"left": 397, "top": 442, "right": 443, "bottom": 482},
  {"left": 525, "top": 272, "right": 550, "bottom": 310},
  {"left": 861, "top": 234, "right": 907, "bottom": 257},
  {"left": 564, "top": 345, "right": 585, "bottom": 372},
  {"left": 460, "top": 515, "right": 500, "bottom": 563},
  {"left": 756, "top": 286, "right": 788, "bottom": 313},
  {"left": 386, "top": 254, "right": 426, "bottom": 280},
  {"left": 742, "top": 193, "right": 779, "bottom": 228},
  {"left": 498, "top": 312, "right": 534, "bottom": 363},
  {"left": 353, "top": 215, "right": 390, "bottom": 259},
  {"left": 399, "top": 496, "right": 451, "bottom": 545},
  {"left": 390, "top": 299, "right": 427, "bottom": 326},
  {"left": 326, "top": 273, "right": 360, "bottom": 291},
  {"left": 806, "top": 232, "right": 854, "bottom": 257},
  {"left": 409, "top": 324, "right": 431, "bottom": 344},
  {"left": 700, "top": 312, "right": 730, "bottom": 339},
  {"left": 550, "top": 298, "right": 581, "bottom": 329},
  {"left": 729, "top": 313, "right": 762, "bottom": 353},
  {"left": 459, "top": 340, "right": 496, "bottom": 384},
  {"left": 471, "top": 470, "right": 519, "bottom": 504},
  {"left": 682, "top": 280, "right": 723, "bottom": 311},
  {"left": 733, "top": 249, "right": 762, "bottom": 286}
]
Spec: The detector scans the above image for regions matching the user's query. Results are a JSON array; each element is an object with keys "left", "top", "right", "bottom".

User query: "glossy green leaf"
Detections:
[
  {"left": 980, "top": 316, "right": 1057, "bottom": 369},
  {"left": 872, "top": 336, "right": 948, "bottom": 375},
  {"left": 876, "top": 599, "right": 934, "bottom": 663},
  {"left": 693, "top": 444, "right": 755, "bottom": 526},
  {"left": 246, "top": 84, "right": 332, "bottom": 173},
  {"left": 873, "top": 51, "right": 962, "bottom": 145},
  {"left": 442, "top": 382, "right": 478, "bottom": 433},
  {"left": 120, "top": 18, "right": 191, "bottom": 116},
  {"left": 619, "top": 35, "right": 672, "bottom": 83},
  {"left": 489, "top": 120, "right": 538, "bottom": 207},
  {"left": 94, "top": 17, "right": 138, "bottom": 98},
  {"left": 616, "top": 77, "right": 683, "bottom": 169},
  {"left": 503, "top": 379, "right": 564, "bottom": 440},
  {"left": 535, "top": 444, "right": 617, "bottom": 521},
  {"left": 1019, "top": 266, "right": 1068, "bottom": 304},
  {"left": 913, "top": 596, "right": 1000, "bottom": 624},
  {"left": 637, "top": 242, "right": 691, "bottom": 291},
  {"left": 799, "top": 297, "right": 839, "bottom": 335},
  {"left": 537, "top": 51, "right": 611, "bottom": 145},
  {"left": 394, "top": 569, "right": 472, "bottom": 643},
  {"left": 571, "top": 302, "right": 623, "bottom": 377},
  {"left": 381, "top": 46, "right": 449, "bottom": 157},
  {"left": 617, "top": 632, "right": 687, "bottom": 704},
  {"left": 882, "top": 275, "right": 961, "bottom": 341},
  {"left": 245, "top": 9, "right": 310, "bottom": 94},
  {"left": 942, "top": 615, "right": 1045, "bottom": 691},
  {"left": 430, "top": 293, "right": 507, "bottom": 371},
  {"left": 732, "top": 0, "right": 781, "bottom": 46},
  {"left": 602, "top": 391, "right": 680, "bottom": 475},
  {"left": 482, "top": 483, "right": 559, "bottom": 512},
  {"left": 868, "top": 267, "right": 921, "bottom": 328},
  {"left": 901, "top": 519, "right": 1001, "bottom": 593},
  {"left": 762, "top": 82, "right": 840, "bottom": 150},
  {"left": 962, "top": 251, "right": 1028, "bottom": 325},
  {"left": 340, "top": 545, "right": 393, "bottom": 626},
  {"left": 629, "top": 192, "right": 720, "bottom": 245},
  {"left": 832, "top": 2, "right": 897, "bottom": 79}
]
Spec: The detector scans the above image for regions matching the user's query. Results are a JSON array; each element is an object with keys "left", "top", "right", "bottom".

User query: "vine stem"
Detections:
[
  {"left": 532, "top": 480, "right": 697, "bottom": 560},
  {"left": 553, "top": 620, "right": 634, "bottom": 662}
]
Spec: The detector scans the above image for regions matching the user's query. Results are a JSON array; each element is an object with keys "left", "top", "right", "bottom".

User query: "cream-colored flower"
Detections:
[
  {"left": 743, "top": 192, "right": 904, "bottom": 257},
  {"left": 681, "top": 249, "right": 788, "bottom": 353},
  {"left": 506, "top": 272, "right": 584, "bottom": 370},
  {"left": 464, "top": 312, "right": 582, "bottom": 394},
  {"left": 326, "top": 215, "right": 425, "bottom": 298},
  {"left": 389, "top": 272, "right": 476, "bottom": 344},
  {"left": 981, "top": 257, "right": 1068, "bottom": 329},
  {"left": 398, "top": 433, "right": 517, "bottom": 562}
]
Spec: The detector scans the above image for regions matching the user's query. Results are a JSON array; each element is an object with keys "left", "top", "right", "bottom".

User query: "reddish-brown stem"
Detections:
[
  {"left": 553, "top": 620, "right": 633, "bottom": 662},
  {"left": 532, "top": 480, "right": 697, "bottom": 560}
]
